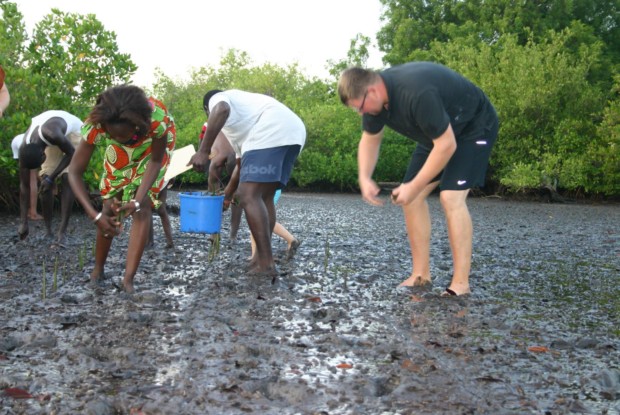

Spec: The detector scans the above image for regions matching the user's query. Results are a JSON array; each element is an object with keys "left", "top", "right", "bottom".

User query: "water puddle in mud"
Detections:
[{"left": 1, "top": 194, "right": 618, "bottom": 414}]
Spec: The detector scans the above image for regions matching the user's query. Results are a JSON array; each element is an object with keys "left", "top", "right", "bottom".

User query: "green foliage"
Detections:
[
  {"left": 1, "top": 0, "right": 619, "bottom": 205},
  {"left": 403, "top": 25, "right": 615, "bottom": 195},
  {"left": 590, "top": 75, "right": 620, "bottom": 195},
  {"left": 326, "top": 34, "right": 372, "bottom": 80},
  {"left": 152, "top": 49, "right": 416, "bottom": 191},
  {"left": 0, "top": 2, "right": 137, "bottom": 209},
  {"left": 378, "top": 0, "right": 620, "bottom": 68},
  {"left": 26, "top": 8, "right": 137, "bottom": 112}
]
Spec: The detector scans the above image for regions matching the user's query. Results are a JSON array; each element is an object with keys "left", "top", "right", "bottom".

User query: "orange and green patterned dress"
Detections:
[{"left": 82, "top": 97, "right": 176, "bottom": 208}]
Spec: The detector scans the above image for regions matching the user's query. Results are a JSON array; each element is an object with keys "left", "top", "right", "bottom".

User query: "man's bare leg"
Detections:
[
  {"left": 440, "top": 189, "right": 472, "bottom": 296},
  {"left": 239, "top": 182, "right": 277, "bottom": 274},
  {"left": 55, "top": 174, "right": 75, "bottom": 246},
  {"left": 399, "top": 182, "right": 439, "bottom": 287},
  {"left": 28, "top": 170, "right": 43, "bottom": 220}
]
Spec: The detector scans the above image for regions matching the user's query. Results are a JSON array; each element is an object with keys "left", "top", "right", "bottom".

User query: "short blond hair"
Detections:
[{"left": 337, "top": 67, "right": 379, "bottom": 105}]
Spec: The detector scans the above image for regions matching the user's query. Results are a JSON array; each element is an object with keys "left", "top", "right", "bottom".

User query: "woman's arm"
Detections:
[
  {"left": 68, "top": 140, "right": 99, "bottom": 220},
  {"left": 131, "top": 135, "right": 167, "bottom": 207}
]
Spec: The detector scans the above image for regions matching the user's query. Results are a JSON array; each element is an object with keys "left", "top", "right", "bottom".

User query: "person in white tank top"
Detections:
[
  {"left": 17, "top": 110, "right": 83, "bottom": 247},
  {"left": 190, "top": 90, "right": 306, "bottom": 279}
]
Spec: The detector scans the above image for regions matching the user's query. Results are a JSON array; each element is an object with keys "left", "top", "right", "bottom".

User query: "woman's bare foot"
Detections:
[
  {"left": 286, "top": 239, "right": 301, "bottom": 260},
  {"left": 398, "top": 275, "right": 432, "bottom": 287},
  {"left": 122, "top": 282, "right": 135, "bottom": 294},
  {"left": 28, "top": 212, "right": 43, "bottom": 220},
  {"left": 88, "top": 270, "right": 105, "bottom": 286}
]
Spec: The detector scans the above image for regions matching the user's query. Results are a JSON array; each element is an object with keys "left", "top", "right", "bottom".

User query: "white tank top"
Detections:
[{"left": 24, "top": 110, "right": 83, "bottom": 146}]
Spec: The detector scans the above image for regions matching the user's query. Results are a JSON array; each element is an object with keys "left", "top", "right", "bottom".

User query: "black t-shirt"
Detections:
[{"left": 363, "top": 62, "right": 495, "bottom": 148}]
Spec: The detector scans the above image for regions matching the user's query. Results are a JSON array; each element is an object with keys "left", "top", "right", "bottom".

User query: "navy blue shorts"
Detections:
[
  {"left": 404, "top": 118, "right": 499, "bottom": 191},
  {"left": 240, "top": 145, "right": 301, "bottom": 187}
]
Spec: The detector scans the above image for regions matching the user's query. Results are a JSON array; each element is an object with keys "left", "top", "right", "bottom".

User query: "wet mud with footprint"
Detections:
[{"left": 1, "top": 192, "right": 619, "bottom": 414}]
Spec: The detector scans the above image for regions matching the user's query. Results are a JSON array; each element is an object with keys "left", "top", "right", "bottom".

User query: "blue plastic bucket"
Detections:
[{"left": 179, "top": 192, "right": 224, "bottom": 234}]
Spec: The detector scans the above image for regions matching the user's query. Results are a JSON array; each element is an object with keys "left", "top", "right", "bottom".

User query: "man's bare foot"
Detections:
[
  {"left": 399, "top": 275, "right": 432, "bottom": 287},
  {"left": 28, "top": 212, "right": 43, "bottom": 220},
  {"left": 441, "top": 282, "right": 471, "bottom": 296},
  {"left": 247, "top": 264, "right": 278, "bottom": 277}
]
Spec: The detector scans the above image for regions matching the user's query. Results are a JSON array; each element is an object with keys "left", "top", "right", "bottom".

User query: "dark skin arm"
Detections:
[
  {"left": 39, "top": 119, "right": 76, "bottom": 191},
  {"left": 223, "top": 158, "right": 241, "bottom": 210},
  {"left": 207, "top": 130, "right": 235, "bottom": 192},
  {"left": 189, "top": 101, "right": 231, "bottom": 172},
  {"left": 68, "top": 140, "right": 120, "bottom": 236}
]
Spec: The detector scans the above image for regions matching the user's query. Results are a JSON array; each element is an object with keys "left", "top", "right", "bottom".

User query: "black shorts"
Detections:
[{"left": 403, "top": 115, "right": 499, "bottom": 191}]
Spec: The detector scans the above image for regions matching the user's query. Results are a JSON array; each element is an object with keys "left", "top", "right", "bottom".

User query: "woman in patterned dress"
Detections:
[{"left": 68, "top": 84, "right": 176, "bottom": 293}]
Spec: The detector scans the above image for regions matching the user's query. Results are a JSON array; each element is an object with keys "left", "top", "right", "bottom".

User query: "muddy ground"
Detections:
[{"left": 0, "top": 191, "right": 619, "bottom": 415}]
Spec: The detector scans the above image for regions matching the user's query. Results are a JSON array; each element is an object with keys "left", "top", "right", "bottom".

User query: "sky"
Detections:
[{"left": 14, "top": 0, "right": 386, "bottom": 88}]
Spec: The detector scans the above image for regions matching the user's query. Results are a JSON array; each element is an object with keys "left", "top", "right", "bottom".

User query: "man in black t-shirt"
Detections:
[{"left": 338, "top": 62, "right": 499, "bottom": 296}]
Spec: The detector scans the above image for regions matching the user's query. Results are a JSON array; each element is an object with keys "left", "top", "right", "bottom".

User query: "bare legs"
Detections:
[
  {"left": 148, "top": 188, "right": 174, "bottom": 249},
  {"left": 38, "top": 173, "right": 75, "bottom": 246},
  {"left": 56, "top": 174, "right": 75, "bottom": 246},
  {"left": 91, "top": 198, "right": 152, "bottom": 293},
  {"left": 250, "top": 221, "right": 299, "bottom": 260},
  {"left": 229, "top": 204, "right": 243, "bottom": 240},
  {"left": 238, "top": 182, "right": 278, "bottom": 274},
  {"left": 122, "top": 207, "right": 151, "bottom": 292},
  {"left": 399, "top": 184, "right": 472, "bottom": 295},
  {"left": 440, "top": 189, "right": 472, "bottom": 295},
  {"left": 399, "top": 182, "right": 438, "bottom": 287},
  {"left": 28, "top": 170, "right": 43, "bottom": 220}
]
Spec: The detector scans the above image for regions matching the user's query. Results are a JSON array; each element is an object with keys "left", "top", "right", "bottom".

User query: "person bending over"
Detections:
[{"left": 69, "top": 84, "right": 176, "bottom": 293}]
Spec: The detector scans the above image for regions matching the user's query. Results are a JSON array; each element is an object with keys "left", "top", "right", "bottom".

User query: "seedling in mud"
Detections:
[
  {"left": 207, "top": 233, "right": 220, "bottom": 262},
  {"left": 52, "top": 256, "right": 58, "bottom": 292},
  {"left": 324, "top": 236, "right": 330, "bottom": 275},
  {"left": 78, "top": 247, "right": 84, "bottom": 270},
  {"left": 205, "top": 183, "right": 225, "bottom": 262},
  {"left": 41, "top": 259, "right": 46, "bottom": 300}
]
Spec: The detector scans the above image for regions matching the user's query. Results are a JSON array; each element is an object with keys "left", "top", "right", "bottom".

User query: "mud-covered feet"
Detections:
[
  {"left": 50, "top": 235, "right": 67, "bottom": 249},
  {"left": 398, "top": 275, "right": 432, "bottom": 288},
  {"left": 247, "top": 265, "right": 279, "bottom": 284},
  {"left": 440, "top": 283, "right": 471, "bottom": 297},
  {"left": 286, "top": 239, "right": 301, "bottom": 261},
  {"left": 111, "top": 278, "right": 135, "bottom": 294},
  {"left": 122, "top": 282, "right": 135, "bottom": 294},
  {"left": 87, "top": 271, "right": 105, "bottom": 286}
]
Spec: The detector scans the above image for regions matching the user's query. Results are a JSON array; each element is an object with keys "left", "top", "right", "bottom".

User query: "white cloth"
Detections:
[
  {"left": 209, "top": 90, "right": 306, "bottom": 156},
  {"left": 11, "top": 133, "right": 24, "bottom": 159},
  {"left": 24, "top": 110, "right": 83, "bottom": 146}
]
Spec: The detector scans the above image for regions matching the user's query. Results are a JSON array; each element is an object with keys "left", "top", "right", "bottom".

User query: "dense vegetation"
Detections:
[{"left": 1, "top": 0, "right": 618, "bottom": 210}]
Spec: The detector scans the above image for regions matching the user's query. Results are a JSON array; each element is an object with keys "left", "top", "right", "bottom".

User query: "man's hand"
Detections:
[
  {"left": 189, "top": 151, "right": 210, "bottom": 172},
  {"left": 359, "top": 177, "right": 384, "bottom": 206},
  {"left": 390, "top": 181, "right": 423, "bottom": 206},
  {"left": 39, "top": 175, "right": 54, "bottom": 194}
]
